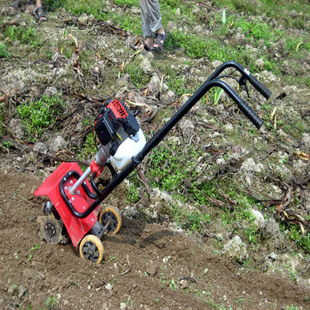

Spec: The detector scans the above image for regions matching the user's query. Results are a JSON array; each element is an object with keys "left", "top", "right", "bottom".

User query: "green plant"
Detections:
[
  {"left": 126, "top": 183, "right": 140, "bottom": 203},
  {"left": 0, "top": 42, "right": 11, "bottom": 58},
  {"left": 79, "top": 132, "right": 97, "bottom": 160},
  {"left": 17, "top": 95, "right": 65, "bottom": 138},
  {"left": 45, "top": 295, "right": 58, "bottom": 309},
  {"left": 5, "top": 26, "right": 39, "bottom": 47},
  {"left": 126, "top": 60, "right": 151, "bottom": 88}
]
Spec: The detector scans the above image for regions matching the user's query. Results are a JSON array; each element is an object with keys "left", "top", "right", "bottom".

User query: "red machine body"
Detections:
[{"left": 34, "top": 162, "right": 98, "bottom": 247}]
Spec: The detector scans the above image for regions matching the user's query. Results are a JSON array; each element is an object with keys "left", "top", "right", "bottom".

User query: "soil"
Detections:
[{"left": 0, "top": 167, "right": 310, "bottom": 310}]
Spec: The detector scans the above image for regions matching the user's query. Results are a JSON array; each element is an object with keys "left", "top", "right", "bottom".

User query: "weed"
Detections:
[
  {"left": 286, "top": 306, "right": 300, "bottom": 310},
  {"left": 126, "top": 60, "right": 151, "bottom": 88},
  {"left": 17, "top": 95, "right": 66, "bottom": 139},
  {"left": 79, "top": 132, "right": 97, "bottom": 160},
  {"left": 126, "top": 183, "right": 140, "bottom": 203},
  {"left": 5, "top": 26, "right": 39, "bottom": 47},
  {"left": 45, "top": 295, "right": 58, "bottom": 309},
  {"left": 0, "top": 42, "right": 11, "bottom": 58}
]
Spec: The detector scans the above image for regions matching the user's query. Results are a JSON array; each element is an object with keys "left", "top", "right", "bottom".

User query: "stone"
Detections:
[
  {"left": 47, "top": 134, "right": 67, "bottom": 154},
  {"left": 105, "top": 283, "right": 113, "bottom": 292},
  {"left": 240, "top": 158, "right": 264, "bottom": 173},
  {"left": 78, "top": 14, "right": 89, "bottom": 25},
  {"left": 18, "top": 286, "right": 27, "bottom": 299},
  {"left": 145, "top": 261, "right": 157, "bottom": 277},
  {"left": 43, "top": 86, "right": 58, "bottom": 97},
  {"left": 120, "top": 302, "right": 127, "bottom": 310},
  {"left": 249, "top": 209, "right": 266, "bottom": 230},
  {"left": 140, "top": 57, "right": 153, "bottom": 74},
  {"left": 178, "top": 119, "right": 195, "bottom": 140},
  {"left": 162, "top": 90, "right": 176, "bottom": 103},
  {"left": 7, "top": 284, "right": 18, "bottom": 296},
  {"left": 179, "top": 279, "right": 189, "bottom": 289},
  {"left": 147, "top": 74, "right": 161, "bottom": 95},
  {"left": 255, "top": 58, "right": 265, "bottom": 69},
  {"left": 33, "top": 142, "right": 48, "bottom": 154},
  {"left": 122, "top": 206, "right": 140, "bottom": 220},
  {"left": 9, "top": 119, "right": 24, "bottom": 140},
  {"left": 302, "top": 133, "right": 310, "bottom": 148},
  {"left": 222, "top": 236, "right": 248, "bottom": 263}
]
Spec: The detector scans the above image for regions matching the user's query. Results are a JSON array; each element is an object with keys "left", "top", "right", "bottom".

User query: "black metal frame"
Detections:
[{"left": 59, "top": 61, "right": 271, "bottom": 219}]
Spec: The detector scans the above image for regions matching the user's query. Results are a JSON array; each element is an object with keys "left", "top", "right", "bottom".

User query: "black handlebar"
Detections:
[
  {"left": 207, "top": 61, "right": 272, "bottom": 100},
  {"left": 247, "top": 74, "right": 272, "bottom": 100},
  {"left": 65, "top": 61, "right": 269, "bottom": 218},
  {"left": 236, "top": 98, "right": 263, "bottom": 129}
]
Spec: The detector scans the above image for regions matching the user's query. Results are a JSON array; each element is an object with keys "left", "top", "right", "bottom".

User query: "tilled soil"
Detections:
[{"left": 1, "top": 168, "right": 310, "bottom": 310}]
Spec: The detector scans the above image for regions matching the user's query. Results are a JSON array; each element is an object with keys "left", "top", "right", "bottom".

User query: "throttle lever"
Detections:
[{"left": 239, "top": 76, "right": 250, "bottom": 98}]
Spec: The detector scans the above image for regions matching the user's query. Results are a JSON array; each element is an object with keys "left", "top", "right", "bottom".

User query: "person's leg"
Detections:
[
  {"left": 140, "top": 0, "right": 166, "bottom": 49},
  {"left": 140, "top": 0, "right": 154, "bottom": 49},
  {"left": 9, "top": 0, "right": 21, "bottom": 11},
  {"left": 35, "top": 0, "right": 47, "bottom": 21}
]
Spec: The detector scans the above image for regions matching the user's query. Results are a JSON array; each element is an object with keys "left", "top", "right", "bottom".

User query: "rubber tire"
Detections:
[
  {"left": 98, "top": 206, "right": 122, "bottom": 235},
  {"left": 79, "top": 235, "right": 104, "bottom": 264}
]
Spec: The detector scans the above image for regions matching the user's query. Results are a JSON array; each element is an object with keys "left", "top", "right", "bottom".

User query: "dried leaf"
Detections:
[{"left": 294, "top": 151, "right": 310, "bottom": 161}]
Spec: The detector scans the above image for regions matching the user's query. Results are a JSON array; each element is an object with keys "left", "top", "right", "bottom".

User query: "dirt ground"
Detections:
[{"left": 0, "top": 166, "right": 310, "bottom": 310}]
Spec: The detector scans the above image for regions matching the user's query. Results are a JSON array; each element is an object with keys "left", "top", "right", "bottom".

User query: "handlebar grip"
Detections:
[
  {"left": 248, "top": 75, "right": 272, "bottom": 100},
  {"left": 237, "top": 99, "right": 263, "bottom": 129}
]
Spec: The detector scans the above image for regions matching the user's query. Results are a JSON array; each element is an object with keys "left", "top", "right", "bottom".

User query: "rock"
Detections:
[
  {"left": 7, "top": 284, "right": 18, "bottom": 296},
  {"left": 145, "top": 261, "right": 157, "bottom": 277},
  {"left": 175, "top": 8, "right": 181, "bottom": 15},
  {"left": 258, "top": 71, "right": 280, "bottom": 84},
  {"left": 122, "top": 206, "right": 140, "bottom": 220},
  {"left": 262, "top": 218, "right": 283, "bottom": 245},
  {"left": 147, "top": 74, "right": 161, "bottom": 95},
  {"left": 255, "top": 58, "right": 265, "bottom": 69},
  {"left": 18, "top": 286, "right": 27, "bottom": 299},
  {"left": 179, "top": 279, "right": 189, "bottom": 289},
  {"left": 92, "top": 60, "right": 105, "bottom": 78},
  {"left": 105, "top": 283, "right": 113, "bottom": 292},
  {"left": 240, "top": 158, "right": 264, "bottom": 173},
  {"left": 78, "top": 14, "right": 89, "bottom": 25},
  {"left": 127, "top": 92, "right": 145, "bottom": 105},
  {"left": 120, "top": 303, "right": 127, "bottom": 310},
  {"left": 211, "top": 60, "right": 223, "bottom": 69},
  {"left": 47, "top": 134, "right": 67, "bottom": 154},
  {"left": 9, "top": 119, "right": 24, "bottom": 139},
  {"left": 162, "top": 90, "right": 176, "bottom": 104},
  {"left": 139, "top": 56, "right": 153, "bottom": 74},
  {"left": 224, "top": 123, "right": 234, "bottom": 132},
  {"left": 302, "top": 133, "right": 310, "bottom": 148},
  {"left": 249, "top": 209, "right": 266, "bottom": 230},
  {"left": 33, "top": 142, "right": 48, "bottom": 154},
  {"left": 163, "top": 256, "right": 171, "bottom": 264},
  {"left": 178, "top": 119, "right": 195, "bottom": 140},
  {"left": 222, "top": 236, "right": 248, "bottom": 263},
  {"left": 43, "top": 86, "right": 58, "bottom": 97}
]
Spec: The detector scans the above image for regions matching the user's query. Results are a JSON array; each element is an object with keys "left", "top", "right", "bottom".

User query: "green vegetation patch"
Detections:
[
  {"left": 17, "top": 95, "right": 66, "bottom": 139},
  {"left": 0, "top": 42, "right": 11, "bottom": 58},
  {"left": 4, "top": 25, "right": 39, "bottom": 47}
]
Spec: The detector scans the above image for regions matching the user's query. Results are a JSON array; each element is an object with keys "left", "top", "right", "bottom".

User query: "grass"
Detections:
[
  {"left": 0, "top": 42, "right": 11, "bottom": 58},
  {"left": 4, "top": 25, "right": 39, "bottom": 47},
  {"left": 17, "top": 95, "right": 66, "bottom": 139}
]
